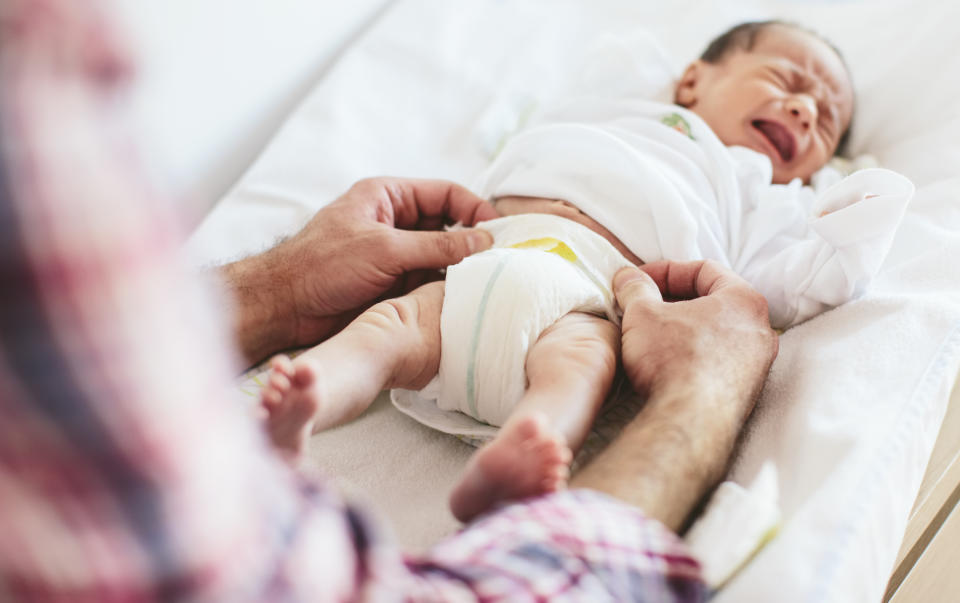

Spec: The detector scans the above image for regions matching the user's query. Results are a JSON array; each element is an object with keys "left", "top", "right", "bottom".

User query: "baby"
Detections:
[{"left": 260, "top": 21, "right": 912, "bottom": 522}]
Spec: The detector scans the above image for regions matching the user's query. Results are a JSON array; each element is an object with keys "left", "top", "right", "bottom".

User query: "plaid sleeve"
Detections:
[
  {"left": 0, "top": 2, "right": 705, "bottom": 602},
  {"left": 402, "top": 490, "right": 706, "bottom": 601}
]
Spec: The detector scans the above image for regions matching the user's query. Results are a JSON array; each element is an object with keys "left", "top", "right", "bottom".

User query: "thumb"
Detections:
[
  {"left": 394, "top": 228, "right": 493, "bottom": 271},
  {"left": 613, "top": 266, "right": 663, "bottom": 311}
]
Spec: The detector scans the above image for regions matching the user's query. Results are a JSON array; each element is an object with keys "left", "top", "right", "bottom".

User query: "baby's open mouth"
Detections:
[{"left": 752, "top": 120, "right": 796, "bottom": 163}]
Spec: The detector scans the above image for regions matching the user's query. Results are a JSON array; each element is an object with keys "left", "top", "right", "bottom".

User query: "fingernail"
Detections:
[
  {"left": 613, "top": 266, "right": 643, "bottom": 290},
  {"left": 467, "top": 230, "right": 493, "bottom": 254}
]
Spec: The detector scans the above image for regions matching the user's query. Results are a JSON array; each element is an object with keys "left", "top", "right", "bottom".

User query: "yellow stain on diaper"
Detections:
[
  {"left": 511, "top": 237, "right": 578, "bottom": 263},
  {"left": 510, "top": 236, "right": 614, "bottom": 309}
]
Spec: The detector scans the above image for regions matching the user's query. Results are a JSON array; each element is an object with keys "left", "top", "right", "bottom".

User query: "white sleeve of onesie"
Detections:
[{"left": 734, "top": 168, "right": 914, "bottom": 329}]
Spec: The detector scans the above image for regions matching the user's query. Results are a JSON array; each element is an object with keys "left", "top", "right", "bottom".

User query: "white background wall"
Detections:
[{"left": 112, "top": 0, "right": 390, "bottom": 219}]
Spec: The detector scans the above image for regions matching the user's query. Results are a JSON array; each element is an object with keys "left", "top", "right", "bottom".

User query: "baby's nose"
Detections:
[{"left": 786, "top": 95, "right": 817, "bottom": 130}]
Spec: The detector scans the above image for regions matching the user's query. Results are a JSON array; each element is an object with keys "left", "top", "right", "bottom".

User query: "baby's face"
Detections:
[{"left": 676, "top": 25, "right": 854, "bottom": 184}]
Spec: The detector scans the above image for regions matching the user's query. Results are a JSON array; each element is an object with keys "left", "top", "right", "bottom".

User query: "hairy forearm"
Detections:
[
  {"left": 218, "top": 246, "right": 298, "bottom": 366},
  {"left": 572, "top": 376, "right": 759, "bottom": 532}
]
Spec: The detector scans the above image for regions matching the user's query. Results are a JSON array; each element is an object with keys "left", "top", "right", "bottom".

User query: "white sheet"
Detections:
[{"left": 190, "top": 1, "right": 960, "bottom": 601}]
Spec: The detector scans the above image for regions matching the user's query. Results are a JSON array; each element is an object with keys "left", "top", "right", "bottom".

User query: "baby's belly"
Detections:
[{"left": 492, "top": 195, "right": 642, "bottom": 265}]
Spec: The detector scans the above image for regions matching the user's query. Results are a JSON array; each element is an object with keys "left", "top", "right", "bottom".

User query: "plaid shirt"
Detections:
[{"left": 0, "top": 1, "right": 705, "bottom": 601}]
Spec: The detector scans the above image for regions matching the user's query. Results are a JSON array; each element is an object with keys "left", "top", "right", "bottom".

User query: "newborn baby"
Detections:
[
  {"left": 475, "top": 21, "right": 911, "bottom": 328},
  {"left": 260, "top": 20, "right": 913, "bottom": 523}
]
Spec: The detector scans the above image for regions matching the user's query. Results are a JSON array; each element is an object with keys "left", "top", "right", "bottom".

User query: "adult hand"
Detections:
[
  {"left": 570, "top": 260, "right": 778, "bottom": 530},
  {"left": 221, "top": 177, "right": 499, "bottom": 364},
  {"left": 613, "top": 260, "right": 778, "bottom": 408}
]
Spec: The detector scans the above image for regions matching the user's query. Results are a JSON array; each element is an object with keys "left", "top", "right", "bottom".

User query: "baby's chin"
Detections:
[
  {"left": 738, "top": 138, "right": 820, "bottom": 184},
  {"left": 771, "top": 165, "right": 818, "bottom": 185}
]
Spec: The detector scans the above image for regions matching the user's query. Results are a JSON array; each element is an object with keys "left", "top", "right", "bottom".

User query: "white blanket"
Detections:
[{"left": 189, "top": 1, "right": 960, "bottom": 601}]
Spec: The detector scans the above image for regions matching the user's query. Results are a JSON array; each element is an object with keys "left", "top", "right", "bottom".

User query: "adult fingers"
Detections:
[
  {"left": 390, "top": 228, "right": 493, "bottom": 272},
  {"left": 613, "top": 266, "right": 663, "bottom": 312},
  {"left": 642, "top": 260, "right": 774, "bottom": 334},
  {"left": 639, "top": 259, "right": 749, "bottom": 300},
  {"left": 379, "top": 177, "right": 499, "bottom": 228}
]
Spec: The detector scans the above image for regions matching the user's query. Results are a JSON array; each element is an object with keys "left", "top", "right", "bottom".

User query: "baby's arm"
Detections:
[{"left": 736, "top": 168, "right": 914, "bottom": 328}]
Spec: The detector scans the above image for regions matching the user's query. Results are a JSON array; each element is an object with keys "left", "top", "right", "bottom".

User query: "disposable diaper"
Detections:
[{"left": 391, "top": 213, "right": 633, "bottom": 438}]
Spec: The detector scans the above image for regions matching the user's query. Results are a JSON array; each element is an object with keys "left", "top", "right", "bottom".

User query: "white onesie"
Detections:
[{"left": 392, "top": 43, "right": 914, "bottom": 438}]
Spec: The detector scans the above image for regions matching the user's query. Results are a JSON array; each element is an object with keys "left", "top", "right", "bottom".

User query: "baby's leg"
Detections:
[
  {"left": 449, "top": 312, "right": 620, "bottom": 521},
  {"left": 261, "top": 281, "right": 445, "bottom": 457}
]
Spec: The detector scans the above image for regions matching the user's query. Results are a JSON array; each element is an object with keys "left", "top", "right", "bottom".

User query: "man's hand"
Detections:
[
  {"left": 221, "top": 177, "right": 498, "bottom": 364},
  {"left": 571, "top": 260, "right": 778, "bottom": 530},
  {"left": 613, "top": 260, "right": 778, "bottom": 409}
]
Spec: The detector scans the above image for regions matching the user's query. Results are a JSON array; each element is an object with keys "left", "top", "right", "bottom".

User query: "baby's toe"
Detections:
[
  {"left": 261, "top": 386, "right": 283, "bottom": 408},
  {"left": 543, "top": 466, "right": 569, "bottom": 490},
  {"left": 269, "top": 355, "right": 294, "bottom": 378},
  {"left": 269, "top": 371, "right": 291, "bottom": 394},
  {"left": 290, "top": 363, "right": 316, "bottom": 389}
]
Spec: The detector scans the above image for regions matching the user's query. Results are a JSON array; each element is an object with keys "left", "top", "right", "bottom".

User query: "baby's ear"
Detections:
[{"left": 675, "top": 61, "right": 704, "bottom": 107}]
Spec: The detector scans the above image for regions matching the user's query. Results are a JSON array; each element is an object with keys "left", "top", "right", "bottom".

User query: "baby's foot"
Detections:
[
  {"left": 260, "top": 355, "right": 322, "bottom": 458},
  {"left": 449, "top": 413, "right": 572, "bottom": 522}
]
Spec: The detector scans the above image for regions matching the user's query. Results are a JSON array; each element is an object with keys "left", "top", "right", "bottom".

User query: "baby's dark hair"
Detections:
[{"left": 700, "top": 20, "right": 853, "bottom": 155}]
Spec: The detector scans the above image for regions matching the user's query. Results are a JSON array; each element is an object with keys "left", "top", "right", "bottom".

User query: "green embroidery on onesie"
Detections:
[{"left": 661, "top": 112, "right": 695, "bottom": 140}]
